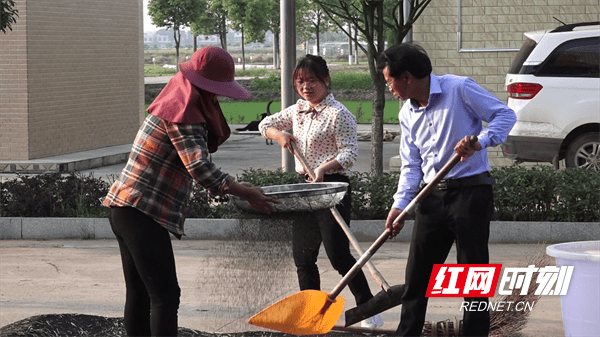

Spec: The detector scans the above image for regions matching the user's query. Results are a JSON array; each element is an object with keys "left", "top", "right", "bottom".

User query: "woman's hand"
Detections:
[
  {"left": 309, "top": 166, "right": 326, "bottom": 182},
  {"left": 229, "top": 182, "right": 279, "bottom": 214},
  {"left": 244, "top": 186, "right": 279, "bottom": 214},
  {"left": 267, "top": 128, "right": 297, "bottom": 154},
  {"left": 307, "top": 160, "right": 343, "bottom": 183}
]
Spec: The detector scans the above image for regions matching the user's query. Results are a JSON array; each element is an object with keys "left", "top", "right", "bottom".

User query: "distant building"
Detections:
[{"left": 143, "top": 28, "right": 274, "bottom": 49}]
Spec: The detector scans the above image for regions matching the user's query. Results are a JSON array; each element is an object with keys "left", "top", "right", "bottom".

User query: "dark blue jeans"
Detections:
[
  {"left": 291, "top": 174, "right": 374, "bottom": 306},
  {"left": 108, "top": 207, "right": 180, "bottom": 337}
]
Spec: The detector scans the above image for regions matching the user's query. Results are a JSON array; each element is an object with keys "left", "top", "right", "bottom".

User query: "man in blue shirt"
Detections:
[{"left": 378, "top": 43, "right": 516, "bottom": 336}]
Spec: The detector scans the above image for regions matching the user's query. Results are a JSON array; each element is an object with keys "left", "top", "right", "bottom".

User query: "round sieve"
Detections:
[{"left": 232, "top": 182, "right": 348, "bottom": 213}]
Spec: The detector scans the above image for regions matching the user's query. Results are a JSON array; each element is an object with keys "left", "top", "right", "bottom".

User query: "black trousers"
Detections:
[
  {"left": 108, "top": 207, "right": 181, "bottom": 337},
  {"left": 291, "top": 174, "right": 374, "bottom": 306},
  {"left": 397, "top": 185, "right": 494, "bottom": 337}
]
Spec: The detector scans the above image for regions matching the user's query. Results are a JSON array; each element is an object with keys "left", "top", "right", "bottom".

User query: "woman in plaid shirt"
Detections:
[
  {"left": 259, "top": 55, "right": 383, "bottom": 329},
  {"left": 103, "top": 46, "right": 277, "bottom": 337}
]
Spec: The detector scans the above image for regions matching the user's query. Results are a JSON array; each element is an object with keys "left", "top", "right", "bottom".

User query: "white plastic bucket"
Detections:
[{"left": 546, "top": 240, "right": 600, "bottom": 337}]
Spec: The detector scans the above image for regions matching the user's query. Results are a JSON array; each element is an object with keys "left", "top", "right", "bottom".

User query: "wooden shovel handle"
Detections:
[
  {"left": 327, "top": 135, "right": 478, "bottom": 301},
  {"left": 290, "top": 141, "right": 391, "bottom": 292},
  {"left": 290, "top": 141, "right": 314, "bottom": 180},
  {"left": 329, "top": 207, "right": 391, "bottom": 292}
]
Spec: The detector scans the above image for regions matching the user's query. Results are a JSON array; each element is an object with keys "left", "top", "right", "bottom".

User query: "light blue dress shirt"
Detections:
[{"left": 392, "top": 74, "right": 516, "bottom": 210}]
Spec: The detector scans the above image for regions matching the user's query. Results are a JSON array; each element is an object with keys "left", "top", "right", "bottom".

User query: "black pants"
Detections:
[
  {"left": 108, "top": 207, "right": 181, "bottom": 337},
  {"left": 291, "top": 174, "right": 374, "bottom": 306},
  {"left": 397, "top": 185, "right": 494, "bottom": 337}
]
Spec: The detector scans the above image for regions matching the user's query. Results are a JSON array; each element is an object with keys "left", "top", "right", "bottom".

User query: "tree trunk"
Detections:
[
  {"left": 273, "top": 32, "right": 280, "bottom": 69},
  {"left": 220, "top": 19, "right": 228, "bottom": 51},
  {"left": 354, "top": 25, "right": 359, "bottom": 64},
  {"left": 221, "top": 30, "right": 227, "bottom": 51},
  {"left": 174, "top": 29, "right": 181, "bottom": 72},
  {"left": 365, "top": 1, "right": 386, "bottom": 176},
  {"left": 370, "top": 68, "right": 386, "bottom": 176},
  {"left": 316, "top": 24, "right": 321, "bottom": 56},
  {"left": 193, "top": 33, "right": 197, "bottom": 51},
  {"left": 348, "top": 23, "right": 353, "bottom": 64},
  {"left": 241, "top": 26, "right": 246, "bottom": 73}
]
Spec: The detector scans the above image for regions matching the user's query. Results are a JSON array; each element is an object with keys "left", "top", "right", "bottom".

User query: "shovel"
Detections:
[{"left": 248, "top": 136, "right": 478, "bottom": 335}]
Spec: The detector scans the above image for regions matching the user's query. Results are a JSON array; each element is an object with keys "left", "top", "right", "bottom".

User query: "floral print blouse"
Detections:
[{"left": 259, "top": 93, "right": 358, "bottom": 175}]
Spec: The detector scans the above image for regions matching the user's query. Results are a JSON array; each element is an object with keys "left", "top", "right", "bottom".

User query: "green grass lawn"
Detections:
[
  {"left": 219, "top": 100, "right": 400, "bottom": 124},
  {"left": 144, "top": 64, "right": 177, "bottom": 77},
  {"left": 145, "top": 100, "right": 400, "bottom": 124}
]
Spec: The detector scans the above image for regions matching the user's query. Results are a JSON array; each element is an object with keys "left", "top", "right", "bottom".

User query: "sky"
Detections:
[
  {"left": 143, "top": 0, "right": 192, "bottom": 32},
  {"left": 143, "top": 1, "right": 158, "bottom": 32}
]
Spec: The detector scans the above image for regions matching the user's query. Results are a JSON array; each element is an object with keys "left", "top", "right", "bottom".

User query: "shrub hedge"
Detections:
[
  {"left": 1, "top": 167, "right": 598, "bottom": 222},
  {"left": 492, "top": 166, "right": 600, "bottom": 222},
  {"left": 248, "top": 70, "right": 374, "bottom": 92},
  {"left": 0, "top": 173, "right": 108, "bottom": 218}
]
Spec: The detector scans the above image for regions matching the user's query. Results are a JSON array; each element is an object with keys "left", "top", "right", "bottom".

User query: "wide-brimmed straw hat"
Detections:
[{"left": 179, "top": 46, "right": 251, "bottom": 99}]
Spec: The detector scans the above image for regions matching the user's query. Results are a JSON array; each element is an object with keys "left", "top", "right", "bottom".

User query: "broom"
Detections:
[{"left": 417, "top": 250, "right": 552, "bottom": 337}]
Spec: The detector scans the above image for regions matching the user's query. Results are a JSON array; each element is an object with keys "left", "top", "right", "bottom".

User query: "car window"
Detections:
[
  {"left": 508, "top": 38, "right": 537, "bottom": 74},
  {"left": 536, "top": 37, "right": 600, "bottom": 78}
]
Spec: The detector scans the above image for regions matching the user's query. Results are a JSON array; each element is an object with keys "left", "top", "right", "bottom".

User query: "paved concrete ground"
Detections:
[{"left": 0, "top": 240, "right": 566, "bottom": 336}]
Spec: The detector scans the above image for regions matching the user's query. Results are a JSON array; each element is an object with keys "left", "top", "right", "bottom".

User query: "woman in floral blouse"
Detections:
[{"left": 258, "top": 55, "right": 383, "bottom": 328}]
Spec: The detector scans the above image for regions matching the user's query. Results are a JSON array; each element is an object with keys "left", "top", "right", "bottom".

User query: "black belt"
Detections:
[{"left": 433, "top": 172, "right": 494, "bottom": 191}]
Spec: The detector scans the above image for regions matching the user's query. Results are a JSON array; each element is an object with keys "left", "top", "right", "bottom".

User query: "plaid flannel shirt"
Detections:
[{"left": 103, "top": 114, "right": 232, "bottom": 237}]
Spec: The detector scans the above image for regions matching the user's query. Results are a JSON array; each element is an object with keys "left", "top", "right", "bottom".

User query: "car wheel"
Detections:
[{"left": 565, "top": 132, "right": 600, "bottom": 172}]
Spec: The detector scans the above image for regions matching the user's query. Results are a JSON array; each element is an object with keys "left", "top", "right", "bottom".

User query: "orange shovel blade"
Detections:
[{"left": 248, "top": 290, "right": 345, "bottom": 335}]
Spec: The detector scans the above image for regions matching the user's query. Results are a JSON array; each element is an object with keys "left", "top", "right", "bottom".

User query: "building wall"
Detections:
[
  {"left": 0, "top": 0, "right": 144, "bottom": 160},
  {"left": 0, "top": 1, "right": 29, "bottom": 160},
  {"left": 412, "top": 0, "right": 599, "bottom": 101}
]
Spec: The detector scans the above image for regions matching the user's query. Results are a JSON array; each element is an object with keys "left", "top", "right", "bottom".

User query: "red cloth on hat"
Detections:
[{"left": 147, "top": 72, "right": 230, "bottom": 153}]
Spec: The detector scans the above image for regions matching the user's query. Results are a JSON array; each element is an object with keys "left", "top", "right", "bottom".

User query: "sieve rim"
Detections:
[
  {"left": 231, "top": 182, "right": 349, "bottom": 213},
  {"left": 261, "top": 182, "right": 348, "bottom": 199}
]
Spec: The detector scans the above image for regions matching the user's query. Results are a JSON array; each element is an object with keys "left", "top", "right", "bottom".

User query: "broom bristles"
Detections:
[{"left": 488, "top": 250, "right": 552, "bottom": 337}]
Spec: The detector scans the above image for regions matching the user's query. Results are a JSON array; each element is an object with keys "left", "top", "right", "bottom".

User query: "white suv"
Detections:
[{"left": 502, "top": 22, "right": 600, "bottom": 172}]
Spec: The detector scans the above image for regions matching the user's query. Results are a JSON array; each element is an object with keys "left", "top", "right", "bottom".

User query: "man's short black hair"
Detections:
[{"left": 377, "top": 43, "right": 432, "bottom": 79}]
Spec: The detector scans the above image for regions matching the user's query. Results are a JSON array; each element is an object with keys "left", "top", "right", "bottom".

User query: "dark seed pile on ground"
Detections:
[{"left": 0, "top": 313, "right": 380, "bottom": 337}]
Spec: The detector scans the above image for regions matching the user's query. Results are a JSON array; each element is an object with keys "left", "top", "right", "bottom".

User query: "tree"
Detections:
[
  {"left": 263, "top": 0, "right": 281, "bottom": 69},
  {"left": 1, "top": 0, "right": 19, "bottom": 34},
  {"left": 189, "top": 0, "right": 228, "bottom": 51},
  {"left": 148, "top": 0, "right": 201, "bottom": 71},
  {"left": 300, "top": 0, "right": 335, "bottom": 56},
  {"left": 314, "top": 0, "right": 432, "bottom": 176},
  {"left": 223, "top": 0, "right": 269, "bottom": 73}
]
